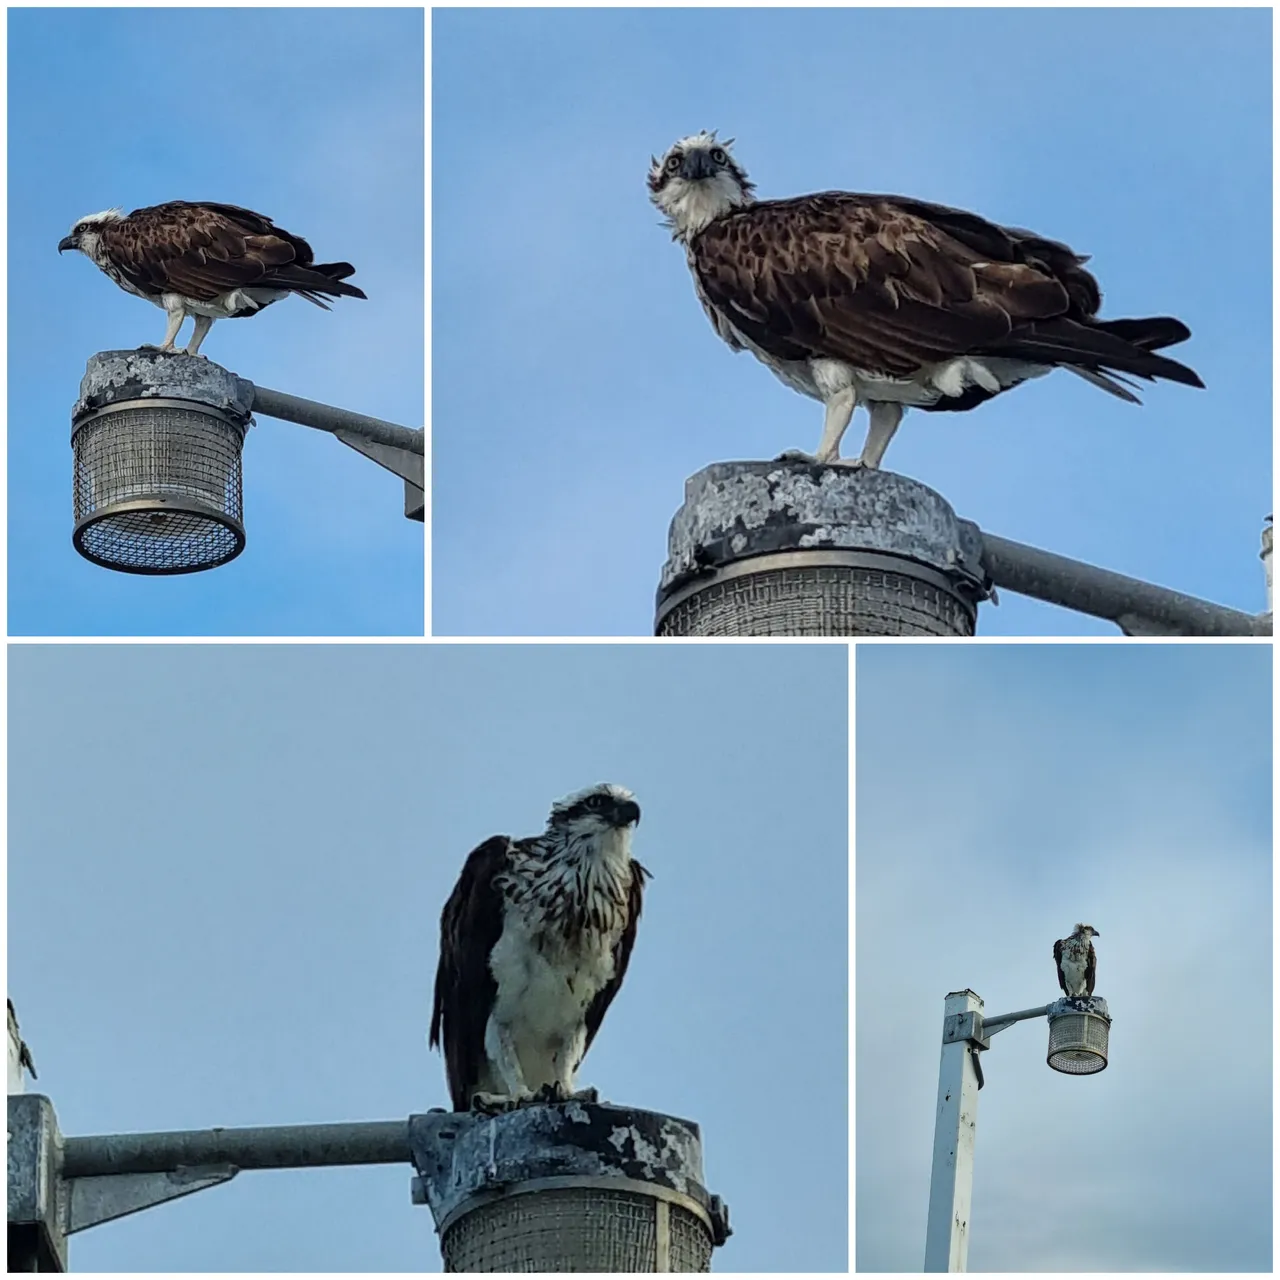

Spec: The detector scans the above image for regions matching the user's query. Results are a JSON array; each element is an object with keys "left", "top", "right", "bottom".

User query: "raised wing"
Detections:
[
  {"left": 430, "top": 835, "right": 510, "bottom": 1111},
  {"left": 581, "top": 860, "right": 650, "bottom": 1060}
]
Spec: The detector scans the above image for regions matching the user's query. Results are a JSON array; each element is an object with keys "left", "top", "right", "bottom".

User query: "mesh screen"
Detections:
[
  {"left": 658, "top": 564, "right": 976, "bottom": 637},
  {"left": 1047, "top": 1013, "right": 1109, "bottom": 1075},
  {"left": 441, "top": 1188, "right": 712, "bottom": 1273},
  {"left": 71, "top": 405, "right": 246, "bottom": 574}
]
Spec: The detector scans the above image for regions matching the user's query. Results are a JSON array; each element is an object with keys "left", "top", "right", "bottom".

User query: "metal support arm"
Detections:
[
  {"left": 975, "top": 1003, "right": 1052, "bottom": 1038},
  {"left": 62, "top": 1118, "right": 413, "bottom": 1177},
  {"left": 249, "top": 384, "right": 424, "bottom": 522},
  {"left": 8, "top": 1096, "right": 420, "bottom": 1271},
  {"left": 974, "top": 528, "right": 1268, "bottom": 636}
]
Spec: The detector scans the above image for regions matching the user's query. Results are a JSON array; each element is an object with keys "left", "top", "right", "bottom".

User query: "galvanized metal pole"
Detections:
[
  {"left": 62, "top": 1118, "right": 412, "bottom": 1177},
  {"left": 976, "top": 530, "right": 1267, "bottom": 636},
  {"left": 924, "top": 990, "right": 983, "bottom": 1273},
  {"left": 249, "top": 386, "right": 423, "bottom": 456}
]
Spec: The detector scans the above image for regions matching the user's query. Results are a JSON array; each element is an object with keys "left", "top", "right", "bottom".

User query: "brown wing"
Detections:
[
  {"left": 692, "top": 193, "right": 1078, "bottom": 377},
  {"left": 100, "top": 202, "right": 364, "bottom": 305},
  {"left": 1053, "top": 938, "right": 1068, "bottom": 995},
  {"left": 1085, "top": 943, "right": 1097, "bottom": 996},
  {"left": 691, "top": 192, "right": 1201, "bottom": 390},
  {"left": 430, "top": 836, "right": 510, "bottom": 1111},
  {"left": 582, "top": 860, "right": 650, "bottom": 1060}
]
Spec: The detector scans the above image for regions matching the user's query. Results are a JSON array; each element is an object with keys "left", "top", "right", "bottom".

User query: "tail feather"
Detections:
[
  {"left": 261, "top": 261, "right": 367, "bottom": 306},
  {"left": 989, "top": 315, "right": 1204, "bottom": 390},
  {"left": 1092, "top": 316, "right": 1191, "bottom": 352}
]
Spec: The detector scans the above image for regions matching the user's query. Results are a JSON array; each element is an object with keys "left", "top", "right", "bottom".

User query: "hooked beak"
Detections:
[
  {"left": 58, "top": 235, "right": 76, "bottom": 254},
  {"left": 613, "top": 799, "right": 641, "bottom": 828},
  {"left": 679, "top": 150, "right": 718, "bottom": 182}
]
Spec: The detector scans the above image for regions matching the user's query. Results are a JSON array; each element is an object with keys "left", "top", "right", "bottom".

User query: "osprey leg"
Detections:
[
  {"left": 845, "top": 402, "right": 903, "bottom": 470},
  {"left": 186, "top": 315, "right": 215, "bottom": 357},
  {"left": 483, "top": 1016, "right": 531, "bottom": 1104},
  {"left": 151, "top": 299, "right": 187, "bottom": 354},
  {"left": 813, "top": 387, "right": 857, "bottom": 464}
]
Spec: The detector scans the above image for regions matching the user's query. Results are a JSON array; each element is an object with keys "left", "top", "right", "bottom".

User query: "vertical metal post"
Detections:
[{"left": 924, "top": 990, "right": 983, "bottom": 1273}]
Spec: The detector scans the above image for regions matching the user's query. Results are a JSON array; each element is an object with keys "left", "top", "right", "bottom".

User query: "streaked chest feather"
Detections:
[{"left": 488, "top": 850, "right": 630, "bottom": 1035}]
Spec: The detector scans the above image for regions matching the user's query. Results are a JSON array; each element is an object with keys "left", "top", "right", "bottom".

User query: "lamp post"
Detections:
[
  {"left": 923, "top": 987, "right": 1112, "bottom": 1272},
  {"left": 68, "top": 350, "right": 423, "bottom": 574}
]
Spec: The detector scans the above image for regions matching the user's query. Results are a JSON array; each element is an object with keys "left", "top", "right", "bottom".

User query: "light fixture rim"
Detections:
[
  {"left": 436, "top": 1172, "right": 715, "bottom": 1238},
  {"left": 71, "top": 501, "right": 246, "bottom": 576},
  {"left": 71, "top": 396, "right": 250, "bottom": 443}
]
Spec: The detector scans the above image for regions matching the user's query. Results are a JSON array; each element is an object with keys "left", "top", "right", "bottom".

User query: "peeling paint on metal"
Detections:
[
  {"left": 408, "top": 1102, "right": 713, "bottom": 1231},
  {"left": 74, "top": 351, "right": 254, "bottom": 424},
  {"left": 659, "top": 459, "right": 988, "bottom": 596}
]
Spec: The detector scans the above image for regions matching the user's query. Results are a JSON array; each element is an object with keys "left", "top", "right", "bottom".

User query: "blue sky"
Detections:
[
  {"left": 8, "top": 642, "right": 848, "bottom": 1271},
  {"left": 9, "top": 9, "right": 424, "bottom": 637},
  {"left": 433, "top": 7, "right": 1271, "bottom": 637},
  {"left": 856, "top": 643, "right": 1271, "bottom": 1271}
]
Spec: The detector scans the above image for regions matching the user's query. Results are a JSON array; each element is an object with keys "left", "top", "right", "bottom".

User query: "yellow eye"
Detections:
[
  {"left": 711, "top": 148, "right": 727, "bottom": 164},
  {"left": 665, "top": 154, "right": 681, "bottom": 172}
]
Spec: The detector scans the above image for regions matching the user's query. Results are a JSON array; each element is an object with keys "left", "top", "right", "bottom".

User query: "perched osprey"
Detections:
[
  {"left": 1054, "top": 923, "right": 1100, "bottom": 999},
  {"left": 430, "top": 783, "right": 648, "bottom": 1112},
  {"left": 58, "top": 202, "right": 366, "bottom": 357},
  {"left": 649, "top": 132, "right": 1204, "bottom": 469}
]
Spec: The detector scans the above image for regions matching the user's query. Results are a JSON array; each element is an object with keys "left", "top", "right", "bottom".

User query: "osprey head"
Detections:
[
  {"left": 1073, "top": 923, "right": 1100, "bottom": 940},
  {"left": 648, "top": 131, "right": 754, "bottom": 242},
  {"left": 58, "top": 209, "right": 125, "bottom": 263},
  {"left": 547, "top": 782, "right": 641, "bottom": 837}
]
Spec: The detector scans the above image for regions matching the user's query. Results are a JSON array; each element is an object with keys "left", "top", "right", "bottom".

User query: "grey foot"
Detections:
[
  {"left": 137, "top": 344, "right": 179, "bottom": 355},
  {"left": 774, "top": 449, "right": 818, "bottom": 463},
  {"left": 469, "top": 1090, "right": 532, "bottom": 1115},
  {"left": 531, "top": 1084, "right": 598, "bottom": 1107}
]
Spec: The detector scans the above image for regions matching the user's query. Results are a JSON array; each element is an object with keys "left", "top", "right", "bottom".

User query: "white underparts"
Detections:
[{"left": 728, "top": 332, "right": 1052, "bottom": 466}]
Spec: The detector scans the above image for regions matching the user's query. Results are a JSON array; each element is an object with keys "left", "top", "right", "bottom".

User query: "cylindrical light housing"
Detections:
[
  {"left": 70, "top": 351, "right": 254, "bottom": 574},
  {"left": 655, "top": 462, "right": 990, "bottom": 636},
  {"left": 411, "top": 1102, "right": 730, "bottom": 1272},
  {"left": 1047, "top": 996, "right": 1111, "bottom": 1075}
]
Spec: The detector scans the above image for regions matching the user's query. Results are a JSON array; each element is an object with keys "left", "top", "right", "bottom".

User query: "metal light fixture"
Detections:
[
  {"left": 67, "top": 350, "right": 424, "bottom": 576},
  {"left": 70, "top": 351, "right": 252, "bottom": 574},
  {"left": 411, "top": 1102, "right": 731, "bottom": 1272},
  {"left": 655, "top": 462, "right": 990, "bottom": 637},
  {"left": 1046, "top": 996, "right": 1111, "bottom": 1075}
]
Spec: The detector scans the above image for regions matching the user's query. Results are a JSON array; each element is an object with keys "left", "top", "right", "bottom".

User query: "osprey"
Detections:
[
  {"left": 1054, "top": 923, "right": 1100, "bottom": 999},
  {"left": 649, "top": 132, "right": 1204, "bottom": 469},
  {"left": 58, "top": 202, "right": 366, "bottom": 356},
  {"left": 430, "top": 783, "right": 648, "bottom": 1112}
]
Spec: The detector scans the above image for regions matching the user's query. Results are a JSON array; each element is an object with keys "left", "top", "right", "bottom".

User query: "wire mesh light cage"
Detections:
[
  {"left": 411, "top": 1103, "right": 730, "bottom": 1275},
  {"left": 71, "top": 397, "right": 248, "bottom": 574},
  {"left": 656, "top": 551, "right": 978, "bottom": 636},
  {"left": 440, "top": 1178, "right": 716, "bottom": 1273},
  {"left": 1046, "top": 997, "right": 1111, "bottom": 1075}
]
